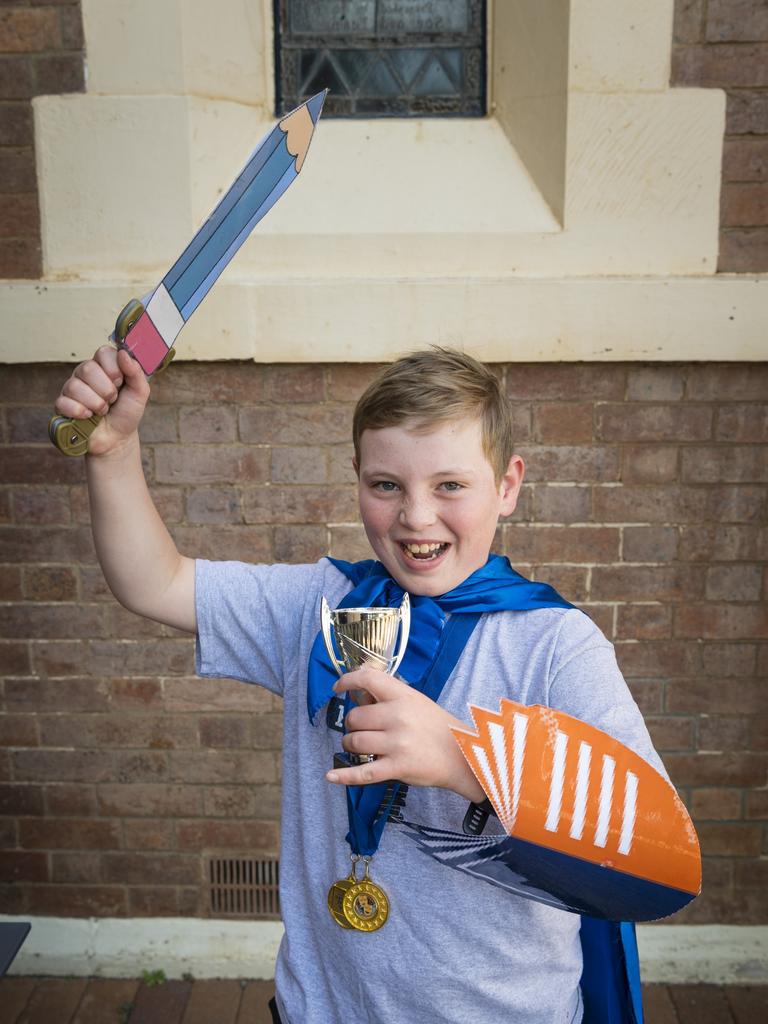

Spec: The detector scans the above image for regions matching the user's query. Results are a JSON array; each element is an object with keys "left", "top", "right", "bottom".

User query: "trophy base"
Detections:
[{"left": 334, "top": 752, "right": 376, "bottom": 770}]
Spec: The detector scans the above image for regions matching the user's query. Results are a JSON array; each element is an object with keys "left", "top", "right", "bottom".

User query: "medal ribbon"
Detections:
[{"left": 307, "top": 555, "right": 574, "bottom": 857}]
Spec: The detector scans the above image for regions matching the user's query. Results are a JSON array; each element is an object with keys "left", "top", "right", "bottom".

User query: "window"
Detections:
[{"left": 274, "top": 0, "right": 486, "bottom": 117}]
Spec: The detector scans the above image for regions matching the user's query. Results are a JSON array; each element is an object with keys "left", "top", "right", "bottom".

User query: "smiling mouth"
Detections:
[{"left": 400, "top": 542, "right": 449, "bottom": 561}]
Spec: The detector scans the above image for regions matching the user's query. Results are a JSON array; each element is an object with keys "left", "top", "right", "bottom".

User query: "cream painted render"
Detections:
[{"left": 1, "top": 0, "right": 765, "bottom": 362}]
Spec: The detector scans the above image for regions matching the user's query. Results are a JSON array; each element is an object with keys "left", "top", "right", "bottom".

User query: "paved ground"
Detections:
[{"left": 0, "top": 978, "right": 766, "bottom": 1022}]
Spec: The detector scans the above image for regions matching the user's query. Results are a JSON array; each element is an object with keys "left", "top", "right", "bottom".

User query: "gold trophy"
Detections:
[{"left": 320, "top": 595, "right": 411, "bottom": 767}]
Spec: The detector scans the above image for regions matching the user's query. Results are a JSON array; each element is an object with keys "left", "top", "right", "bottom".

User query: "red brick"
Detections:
[
  {"left": 4, "top": 677, "right": 110, "bottom": 711},
  {"left": 621, "top": 444, "right": 679, "bottom": 483},
  {"left": 238, "top": 980, "right": 277, "bottom": 1023},
  {"left": 663, "top": 752, "right": 768, "bottom": 787},
  {"left": 327, "top": 442, "right": 357, "bottom": 484},
  {"left": 137, "top": 405, "right": 178, "bottom": 444},
  {"left": 679, "top": 523, "right": 762, "bottom": 561},
  {"left": 674, "top": 602, "right": 768, "bottom": 639},
  {"left": 178, "top": 404, "right": 237, "bottom": 443},
  {"left": 329, "top": 524, "right": 373, "bottom": 561},
  {"left": 123, "top": 817, "right": 174, "bottom": 850},
  {"left": 243, "top": 484, "right": 358, "bottom": 525},
  {"left": 0, "top": 978, "right": 37, "bottom": 1022},
  {"left": 686, "top": 365, "right": 768, "bottom": 402},
  {"left": 12, "top": 484, "right": 72, "bottom": 524},
  {"left": 240, "top": 404, "right": 352, "bottom": 446},
  {"left": 155, "top": 444, "right": 268, "bottom": 485},
  {"left": 20, "top": 817, "right": 121, "bottom": 850},
  {"left": 616, "top": 604, "right": 673, "bottom": 639},
  {"left": 0, "top": 882, "right": 26, "bottom": 914},
  {"left": 0, "top": 234, "right": 39, "bottom": 275},
  {"left": 129, "top": 886, "right": 179, "bottom": 915},
  {"left": 503, "top": 525, "right": 620, "bottom": 563},
  {"left": 719, "top": 228, "right": 768, "bottom": 271},
  {"left": 622, "top": 525, "right": 679, "bottom": 562},
  {"left": 169, "top": 524, "right": 273, "bottom": 562},
  {"left": 673, "top": 42, "right": 768, "bottom": 87},
  {"left": 532, "top": 403, "right": 593, "bottom": 443},
  {"left": 326, "top": 363, "right": 382, "bottom": 401},
  {"left": 691, "top": 787, "right": 743, "bottom": 820},
  {"left": 667, "top": 677, "right": 765, "bottom": 715},
  {"left": 681, "top": 445, "right": 768, "bottom": 483},
  {"left": 592, "top": 565, "right": 705, "bottom": 602},
  {"left": 627, "top": 366, "right": 686, "bottom": 401},
  {"left": 506, "top": 364, "right": 626, "bottom": 401},
  {"left": 596, "top": 484, "right": 767, "bottom": 524},
  {"left": 169, "top": 749, "right": 276, "bottom": 785},
  {"left": 745, "top": 789, "right": 768, "bottom": 818},
  {"left": 532, "top": 565, "right": 588, "bottom": 602},
  {"left": 98, "top": 782, "right": 200, "bottom": 818},
  {"left": 642, "top": 983, "right": 679, "bottom": 1024},
  {"left": 725, "top": 985, "right": 768, "bottom": 1023},
  {"left": 14, "top": 748, "right": 122, "bottom": 783},
  {"left": 151, "top": 362, "right": 265, "bottom": 405},
  {"left": 51, "top": 850, "right": 101, "bottom": 883},
  {"left": 596, "top": 404, "right": 712, "bottom": 441},
  {"left": 722, "top": 182, "right": 768, "bottom": 226},
  {"left": 199, "top": 715, "right": 249, "bottom": 749},
  {"left": 0, "top": 849, "right": 48, "bottom": 882},
  {"left": 706, "top": 564, "right": 763, "bottom": 600},
  {"left": 674, "top": 1, "right": 705, "bottom": 43},
  {"left": 32, "top": 51, "right": 84, "bottom": 91},
  {"left": 707, "top": 1, "right": 768, "bottom": 42},
  {"left": 203, "top": 784, "right": 256, "bottom": 817},
  {"left": 0, "top": 7, "right": 59, "bottom": 51},
  {"left": 0, "top": 444, "right": 86, "bottom": 484},
  {"left": 102, "top": 851, "right": 200, "bottom": 885},
  {"left": 71, "top": 979, "right": 141, "bottom": 1024},
  {"left": 580, "top": 603, "right": 614, "bottom": 637},
  {"left": 88, "top": 638, "right": 194, "bottom": 676},
  {"left": 616, "top": 639, "right": 700, "bottom": 677},
  {"left": 646, "top": 715, "right": 695, "bottom": 751},
  {"left": 25, "top": 884, "right": 127, "bottom": 916},
  {"left": 274, "top": 523, "right": 328, "bottom": 562},
  {"left": 110, "top": 677, "right": 163, "bottom": 708},
  {"left": 271, "top": 444, "right": 327, "bottom": 483},
  {"left": 723, "top": 139, "right": 768, "bottom": 184},
  {"left": 697, "top": 822, "right": 763, "bottom": 856},
  {"left": 532, "top": 484, "right": 592, "bottom": 523},
  {"left": 250, "top": 713, "right": 283, "bottom": 749},
  {"left": 58, "top": 5, "right": 84, "bottom": 51},
  {"left": 698, "top": 642, "right": 757, "bottom": 677},
  {"left": 0, "top": 782, "right": 43, "bottom": 815},
  {"left": 176, "top": 818, "right": 279, "bottom": 852},
  {"left": 717, "top": 404, "right": 768, "bottom": 442},
  {"left": 699, "top": 715, "right": 752, "bottom": 751},
  {"left": 21, "top": 565, "right": 77, "bottom": 601},
  {"left": 0, "top": 190, "right": 38, "bottom": 235},
  {"left": 0, "top": 563, "right": 21, "bottom": 599},
  {"left": 111, "top": 750, "right": 169, "bottom": 783},
  {"left": 161, "top": 676, "right": 273, "bottom": 713},
  {"left": 0, "top": 602, "right": 109, "bottom": 639},
  {"left": 0, "top": 712, "right": 37, "bottom": 746},
  {"left": 45, "top": 783, "right": 97, "bottom": 817},
  {"left": 0, "top": 56, "right": 32, "bottom": 100},
  {"left": 517, "top": 445, "right": 619, "bottom": 483},
  {"left": 266, "top": 364, "right": 326, "bottom": 402}
]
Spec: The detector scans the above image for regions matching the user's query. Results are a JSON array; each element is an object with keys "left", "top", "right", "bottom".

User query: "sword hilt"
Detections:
[{"left": 48, "top": 299, "right": 174, "bottom": 456}]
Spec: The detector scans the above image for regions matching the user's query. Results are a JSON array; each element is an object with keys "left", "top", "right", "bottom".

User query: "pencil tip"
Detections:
[{"left": 306, "top": 89, "right": 327, "bottom": 124}]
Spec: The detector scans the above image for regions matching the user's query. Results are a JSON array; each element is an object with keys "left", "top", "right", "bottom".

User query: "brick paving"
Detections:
[{"left": 0, "top": 979, "right": 766, "bottom": 1022}]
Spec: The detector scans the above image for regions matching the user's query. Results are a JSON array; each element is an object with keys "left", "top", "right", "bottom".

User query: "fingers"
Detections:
[
  {"left": 341, "top": 730, "right": 388, "bottom": 758},
  {"left": 333, "top": 667, "right": 404, "bottom": 704},
  {"left": 326, "top": 757, "right": 395, "bottom": 787},
  {"left": 56, "top": 354, "right": 120, "bottom": 418}
]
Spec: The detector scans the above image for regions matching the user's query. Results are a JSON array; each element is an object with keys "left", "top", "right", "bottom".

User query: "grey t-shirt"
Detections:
[{"left": 195, "top": 558, "right": 664, "bottom": 1024}]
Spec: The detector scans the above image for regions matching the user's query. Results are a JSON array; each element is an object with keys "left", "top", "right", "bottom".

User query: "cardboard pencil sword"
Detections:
[{"left": 49, "top": 90, "right": 327, "bottom": 455}]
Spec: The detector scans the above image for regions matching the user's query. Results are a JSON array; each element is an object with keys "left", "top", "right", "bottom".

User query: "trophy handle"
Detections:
[
  {"left": 320, "top": 596, "right": 346, "bottom": 677},
  {"left": 389, "top": 592, "right": 411, "bottom": 677}
]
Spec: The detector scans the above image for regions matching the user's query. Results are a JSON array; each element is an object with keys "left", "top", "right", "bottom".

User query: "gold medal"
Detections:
[
  {"left": 341, "top": 857, "right": 389, "bottom": 932},
  {"left": 327, "top": 856, "right": 359, "bottom": 929}
]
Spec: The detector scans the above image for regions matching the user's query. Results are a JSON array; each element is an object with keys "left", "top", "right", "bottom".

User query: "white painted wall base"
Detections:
[{"left": 2, "top": 916, "right": 766, "bottom": 985}]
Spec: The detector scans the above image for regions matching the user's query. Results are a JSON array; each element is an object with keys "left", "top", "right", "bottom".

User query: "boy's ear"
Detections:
[{"left": 499, "top": 455, "right": 525, "bottom": 516}]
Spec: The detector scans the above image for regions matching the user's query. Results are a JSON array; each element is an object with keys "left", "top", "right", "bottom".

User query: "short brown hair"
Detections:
[{"left": 352, "top": 348, "right": 515, "bottom": 481}]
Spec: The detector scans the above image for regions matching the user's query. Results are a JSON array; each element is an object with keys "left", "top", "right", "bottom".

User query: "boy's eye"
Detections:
[
  {"left": 372, "top": 480, "right": 399, "bottom": 492},
  {"left": 440, "top": 481, "right": 463, "bottom": 492}
]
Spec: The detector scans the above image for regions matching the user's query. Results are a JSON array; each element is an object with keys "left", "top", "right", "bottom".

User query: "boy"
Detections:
[{"left": 54, "top": 346, "right": 666, "bottom": 1023}]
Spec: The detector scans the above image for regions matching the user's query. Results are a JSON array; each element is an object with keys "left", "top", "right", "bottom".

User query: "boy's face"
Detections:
[{"left": 356, "top": 417, "right": 524, "bottom": 597}]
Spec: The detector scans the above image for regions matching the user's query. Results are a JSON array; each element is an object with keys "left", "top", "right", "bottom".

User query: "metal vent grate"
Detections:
[{"left": 207, "top": 856, "right": 281, "bottom": 919}]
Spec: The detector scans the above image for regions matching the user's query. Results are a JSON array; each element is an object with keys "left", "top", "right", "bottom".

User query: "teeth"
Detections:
[{"left": 404, "top": 542, "right": 444, "bottom": 555}]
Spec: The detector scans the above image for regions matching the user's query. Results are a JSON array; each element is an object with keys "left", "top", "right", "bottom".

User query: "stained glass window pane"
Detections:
[{"left": 275, "top": 0, "right": 486, "bottom": 118}]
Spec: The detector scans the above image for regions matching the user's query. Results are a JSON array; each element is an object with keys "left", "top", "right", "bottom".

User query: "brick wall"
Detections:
[
  {"left": 672, "top": 0, "right": 768, "bottom": 270},
  {"left": 0, "top": 361, "right": 766, "bottom": 922},
  {"left": 0, "top": 0, "right": 85, "bottom": 278}
]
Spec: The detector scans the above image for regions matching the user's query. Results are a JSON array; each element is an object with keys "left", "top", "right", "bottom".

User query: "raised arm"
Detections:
[{"left": 55, "top": 346, "right": 196, "bottom": 633}]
